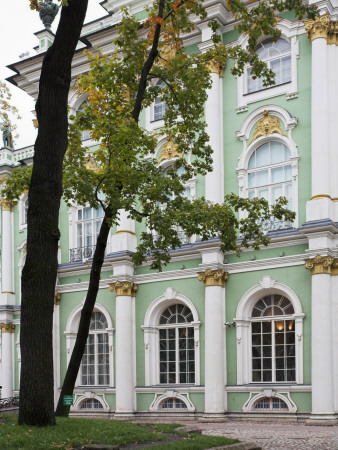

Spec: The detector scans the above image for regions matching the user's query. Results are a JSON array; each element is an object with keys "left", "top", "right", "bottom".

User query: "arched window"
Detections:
[
  {"left": 79, "top": 398, "right": 104, "bottom": 410},
  {"left": 159, "top": 304, "right": 195, "bottom": 384},
  {"left": 251, "top": 294, "right": 295, "bottom": 383},
  {"left": 160, "top": 398, "right": 188, "bottom": 410},
  {"left": 81, "top": 311, "right": 110, "bottom": 386},
  {"left": 153, "top": 80, "right": 167, "bottom": 121},
  {"left": 247, "top": 38, "right": 291, "bottom": 94},
  {"left": 77, "top": 101, "right": 91, "bottom": 141},
  {"left": 253, "top": 396, "right": 288, "bottom": 411},
  {"left": 247, "top": 141, "right": 293, "bottom": 231}
]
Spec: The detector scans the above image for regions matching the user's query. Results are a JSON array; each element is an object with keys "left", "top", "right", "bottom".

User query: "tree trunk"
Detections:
[
  {"left": 18, "top": 0, "right": 88, "bottom": 427},
  {"left": 55, "top": 210, "right": 112, "bottom": 417}
]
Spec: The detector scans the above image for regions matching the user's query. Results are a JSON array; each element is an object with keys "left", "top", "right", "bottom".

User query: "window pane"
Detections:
[
  {"left": 270, "top": 141, "right": 284, "bottom": 164},
  {"left": 272, "top": 167, "right": 285, "bottom": 184},
  {"left": 83, "top": 207, "right": 92, "bottom": 220},
  {"left": 248, "top": 172, "right": 256, "bottom": 188},
  {"left": 256, "top": 145, "right": 270, "bottom": 167}
]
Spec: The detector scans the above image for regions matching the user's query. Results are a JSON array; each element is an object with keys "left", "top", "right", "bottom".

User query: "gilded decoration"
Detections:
[
  {"left": 304, "top": 255, "right": 335, "bottom": 275},
  {"left": 207, "top": 59, "right": 225, "bottom": 78},
  {"left": 303, "top": 14, "right": 338, "bottom": 43},
  {"left": 158, "top": 45, "right": 176, "bottom": 65},
  {"left": 0, "top": 199, "right": 14, "bottom": 212},
  {"left": 54, "top": 291, "right": 61, "bottom": 305},
  {"left": 197, "top": 269, "right": 228, "bottom": 287},
  {"left": 109, "top": 281, "right": 138, "bottom": 297},
  {"left": 249, "top": 111, "right": 286, "bottom": 144},
  {"left": 85, "top": 156, "right": 98, "bottom": 172},
  {"left": 158, "top": 140, "right": 182, "bottom": 164},
  {"left": 0, "top": 323, "right": 15, "bottom": 333},
  {"left": 32, "top": 119, "right": 39, "bottom": 129},
  {"left": 74, "top": 78, "right": 84, "bottom": 96}
]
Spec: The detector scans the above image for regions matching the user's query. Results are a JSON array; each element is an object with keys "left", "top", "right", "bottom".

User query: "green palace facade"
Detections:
[{"left": 1, "top": 0, "right": 338, "bottom": 424}]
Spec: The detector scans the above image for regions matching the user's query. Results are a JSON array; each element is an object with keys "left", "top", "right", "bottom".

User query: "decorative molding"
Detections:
[
  {"left": 197, "top": 269, "right": 228, "bottom": 287},
  {"left": 109, "top": 281, "right": 137, "bottom": 297},
  {"left": 158, "top": 140, "right": 182, "bottom": 164},
  {"left": 85, "top": 157, "right": 98, "bottom": 172},
  {"left": 207, "top": 59, "right": 225, "bottom": 78},
  {"left": 0, "top": 199, "right": 14, "bottom": 212},
  {"left": 115, "top": 230, "right": 136, "bottom": 235},
  {"left": 54, "top": 291, "right": 61, "bottom": 305},
  {"left": 0, "top": 323, "right": 15, "bottom": 333},
  {"left": 304, "top": 14, "right": 330, "bottom": 42},
  {"left": 249, "top": 110, "right": 286, "bottom": 144},
  {"left": 304, "top": 255, "right": 335, "bottom": 275}
]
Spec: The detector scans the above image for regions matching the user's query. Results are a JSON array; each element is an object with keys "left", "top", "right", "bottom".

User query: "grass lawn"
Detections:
[{"left": 0, "top": 415, "right": 239, "bottom": 449}]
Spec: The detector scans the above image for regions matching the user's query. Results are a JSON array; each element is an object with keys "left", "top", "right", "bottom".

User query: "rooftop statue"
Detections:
[
  {"left": 39, "top": 0, "right": 59, "bottom": 29},
  {"left": 0, "top": 115, "right": 14, "bottom": 149}
]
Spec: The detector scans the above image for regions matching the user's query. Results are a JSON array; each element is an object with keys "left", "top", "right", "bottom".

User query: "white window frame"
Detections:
[
  {"left": 236, "top": 106, "right": 299, "bottom": 229},
  {"left": 235, "top": 20, "right": 300, "bottom": 113},
  {"left": 234, "top": 276, "right": 305, "bottom": 386},
  {"left": 18, "top": 193, "right": 28, "bottom": 232},
  {"left": 65, "top": 303, "right": 115, "bottom": 387},
  {"left": 142, "top": 287, "right": 201, "bottom": 386}
]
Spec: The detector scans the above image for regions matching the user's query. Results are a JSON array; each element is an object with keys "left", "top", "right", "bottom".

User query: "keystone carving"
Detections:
[{"left": 250, "top": 111, "right": 286, "bottom": 144}]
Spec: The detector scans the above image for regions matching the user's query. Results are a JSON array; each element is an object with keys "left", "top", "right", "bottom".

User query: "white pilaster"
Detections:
[
  {"left": 0, "top": 324, "right": 15, "bottom": 398},
  {"left": 0, "top": 203, "right": 15, "bottom": 306},
  {"left": 53, "top": 293, "right": 61, "bottom": 408},
  {"left": 205, "top": 71, "right": 224, "bottom": 203}
]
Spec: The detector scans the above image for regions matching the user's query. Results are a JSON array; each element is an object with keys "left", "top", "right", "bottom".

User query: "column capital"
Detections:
[
  {"left": 198, "top": 269, "right": 228, "bottom": 287},
  {"left": 207, "top": 59, "right": 225, "bottom": 78},
  {"left": 304, "top": 14, "right": 330, "bottom": 42},
  {"left": 109, "top": 281, "right": 137, "bottom": 297},
  {"left": 54, "top": 291, "right": 61, "bottom": 305},
  {"left": 0, "top": 323, "right": 15, "bottom": 333},
  {"left": 0, "top": 199, "right": 13, "bottom": 212},
  {"left": 304, "top": 255, "right": 334, "bottom": 275}
]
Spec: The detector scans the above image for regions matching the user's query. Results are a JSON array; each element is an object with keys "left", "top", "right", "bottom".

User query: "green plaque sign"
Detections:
[{"left": 63, "top": 395, "right": 74, "bottom": 406}]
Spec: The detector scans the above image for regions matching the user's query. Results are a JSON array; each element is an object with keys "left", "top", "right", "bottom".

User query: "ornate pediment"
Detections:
[
  {"left": 158, "top": 140, "right": 182, "bottom": 164},
  {"left": 249, "top": 111, "right": 286, "bottom": 144}
]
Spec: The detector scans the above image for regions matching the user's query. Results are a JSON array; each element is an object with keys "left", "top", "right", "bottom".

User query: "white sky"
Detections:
[{"left": 0, "top": 0, "right": 106, "bottom": 148}]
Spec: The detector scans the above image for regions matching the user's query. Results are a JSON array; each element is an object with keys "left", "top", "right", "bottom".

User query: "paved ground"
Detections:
[{"left": 179, "top": 420, "right": 338, "bottom": 450}]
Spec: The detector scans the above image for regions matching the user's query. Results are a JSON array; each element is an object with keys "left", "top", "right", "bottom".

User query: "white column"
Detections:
[
  {"left": 305, "top": 256, "right": 337, "bottom": 425},
  {"left": 0, "top": 324, "right": 15, "bottom": 398},
  {"left": 111, "top": 209, "right": 137, "bottom": 253},
  {"left": 198, "top": 268, "right": 227, "bottom": 416},
  {"left": 0, "top": 201, "right": 15, "bottom": 305},
  {"left": 110, "top": 280, "right": 136, "bottom": 416},
  {"left": 205, "top": 67, "right": 224, "bottom": 204},
  {"left": 305, "top": 15, "right": 335, "bottom": 220},
  {"left": 53, "top": 292, "right": 61, "bottom": 408}
]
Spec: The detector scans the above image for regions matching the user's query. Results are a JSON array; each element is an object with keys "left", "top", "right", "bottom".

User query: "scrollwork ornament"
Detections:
[
  {"left": 109, "top": 281, "right": 137, "bottom": 297},
  {"left": 197, "top": 269, "right": 228, "bottom": 287},
  {"left": 304, "top": 14, "right": 330, "bottom": 42},
  {"left": 304, "top": 255, "right": 334, "bottom": 275},
  {"left": 249, "top": 110, "right": 286, "bottom": 144},
  {"left": 0, "top": 323, "right": 15, "bottom": 333}
]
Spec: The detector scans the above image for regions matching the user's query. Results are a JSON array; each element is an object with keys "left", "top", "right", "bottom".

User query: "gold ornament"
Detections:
[
  {"left": 207, "top": 59, "right": 225, "bottom": 78},
  {"left": 0, "top": 199, "right": 14, "bottom": 212},
  {"left": 85, "top": 156, "right": 98, "bottom": 172},
  {"left": 249, "top": 110, "right": 286, "bottom": 144},
  {"left": 54, "top": 291, "right": 61, "bottom": 305},
  {"left": 304, "top": 255, "right": 334, "bottom": 275},
  {"left": 73, "top": 78, "right": 84, "bottom": 95},
  {"left": 197, "top": 269, "right": 228, "bottom": 287},
  {"left": 109, "top": 281, "right": 137, "bottom": 297},
  {"left": 158, "top": 45, "right": 176, "bottom": 65},
  {"left": 0, "top": 323, "right": 15, "bottom": 333},
  {"left": 32, "top": 119, "right": 39, "bottom": 129},
  {"left": 158, "top": 140, "right": 182, "bottom": 164},
  {"left": 304, "top": 14, "right": 330, "bottom": 41}
]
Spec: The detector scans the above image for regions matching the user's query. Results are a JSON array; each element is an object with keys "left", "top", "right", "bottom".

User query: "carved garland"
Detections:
[
  {"left": 109, "top": 281, "right": 138, "bottom": 297},
  {"left": 249, "top": 110, "right": 286, "bottom": 144},
  {"left": 197, "top": 269, "right": 228, "bottom": 287}
]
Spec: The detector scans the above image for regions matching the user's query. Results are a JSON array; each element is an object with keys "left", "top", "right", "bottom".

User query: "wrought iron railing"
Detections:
[
  {"left": 0, "top": 397, "right": 19, "bottom": 409},
  {"left": 69, "top": 245, "right": 96, "bottom": 263},
  {"left": 259, "top": 218, "right": 293, "bottom": 234}
]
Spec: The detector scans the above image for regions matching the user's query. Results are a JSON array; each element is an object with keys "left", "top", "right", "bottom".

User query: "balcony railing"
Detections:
[
  {"left": 259, "top": 218, "right": 293, "bottom": 234},
  {"left": 69, "top": 245, "right": 96, "bottom": 263}
]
